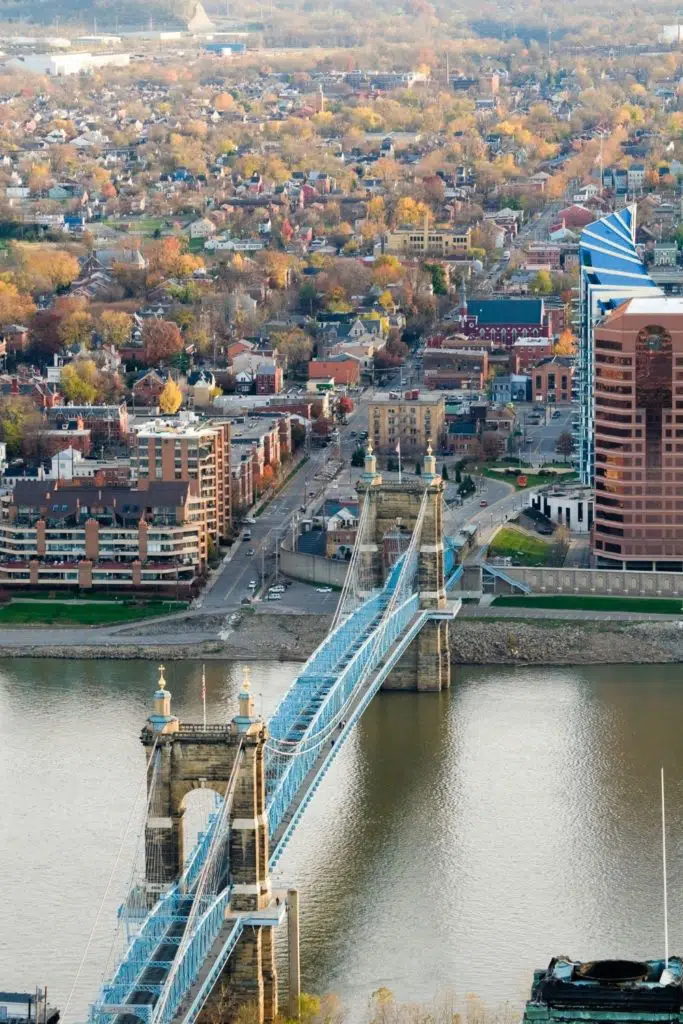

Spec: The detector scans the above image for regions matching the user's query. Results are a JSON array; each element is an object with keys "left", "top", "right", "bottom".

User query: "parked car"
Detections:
[
  {"left": 269, "top": 585, "right": 286, "bottom": 594},
  {"left": 480, "top": 499, "right": 488, "bottom": 507},
  {"left": 265, "top": 593, "right": 281, "bottom": 601},
  {"left": 248, "top": 580, "right": 258, "bottom": 589},
  {"left": 246, "top": 548, "right": 255, "bottom": 556},
  {"left": 316, "top": 586, "right": 333, "bottom": 593},
  {"left": 244, "top": 516, "right": 257, "bottom": 524}
]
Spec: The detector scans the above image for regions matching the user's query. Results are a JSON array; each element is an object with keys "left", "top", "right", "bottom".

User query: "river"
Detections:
[{"left": 2, "top": 659, "right": 683, "bottom": 1021}]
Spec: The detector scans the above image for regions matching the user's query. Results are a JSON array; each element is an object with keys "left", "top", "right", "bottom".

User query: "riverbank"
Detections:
[{"left": 1, "top": 608, "right": 683, "bottom": 664}]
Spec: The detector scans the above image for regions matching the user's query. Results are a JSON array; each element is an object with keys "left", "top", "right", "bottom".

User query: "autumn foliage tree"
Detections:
[
  {"left": 158, "top": 378, "right": 183, "bottom": 414},
  {"left": 99, "top": 310, "right": 133, "bottom": 349},
  {"left": 554, "top": 329, "right": 577, "bottom": 356},
  {"left": 60, "top": 359, "right": 100, "bottom": 404},
  {"left": 58, "top": 308, "right": 94, "bottom": 350},
  {"left": 0, "top": 280, "right": 36, "bottom": 327},
  {"left": 142, "top": 319, "right": 184, "bottom": 365}
]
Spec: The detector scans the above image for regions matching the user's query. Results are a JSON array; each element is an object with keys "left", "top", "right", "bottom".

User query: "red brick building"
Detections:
[
  {"left": 309, "top": 357, "right": 361, "bottom": 386},
  {"left": 531, "top": 357, "right": 574, "bottom": 403}
]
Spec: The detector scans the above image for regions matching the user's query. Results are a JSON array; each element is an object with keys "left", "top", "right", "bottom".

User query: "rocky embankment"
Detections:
[
  {"left": 2, "top": 610, "right": 683, "bottom": 665},
  {"left": 450, "top": 618, "right": 683, "bottom": 665}
]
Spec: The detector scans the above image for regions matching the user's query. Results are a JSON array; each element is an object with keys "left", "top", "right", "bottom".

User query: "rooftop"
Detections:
[{"left": 369, "top": 392, "right": 444, "bottom": 405}]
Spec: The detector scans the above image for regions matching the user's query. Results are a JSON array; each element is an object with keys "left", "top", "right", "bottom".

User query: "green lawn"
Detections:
[
  {"left": 0, "top": 600, "right": 187, "bottom": 626},
  {"left": 488, "top": 526, "right": 561, "bottom": 566},
  {"left": 493, "top": 594, "right": 683, "bottom": 615},
  {"left": 481, "top": 467, "right": 578, "bottom": 489}
]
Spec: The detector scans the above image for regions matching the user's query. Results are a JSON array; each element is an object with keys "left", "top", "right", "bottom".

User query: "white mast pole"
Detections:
[{"left": 662, "top": 766, "right": 669, "bottom": 968}]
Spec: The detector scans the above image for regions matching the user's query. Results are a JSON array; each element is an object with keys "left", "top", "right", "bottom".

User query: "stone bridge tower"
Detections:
[
  {"left": 356, "top": 444, "right": 450, "bottom": 691},
  {"left": 140, "top": 669, "right": 278, "bottom": 1022}
]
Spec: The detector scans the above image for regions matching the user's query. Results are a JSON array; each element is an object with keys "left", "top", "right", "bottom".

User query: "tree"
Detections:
[
  {"left": 142, "top": 319, "right": 183, "bottom": 365},
  {"left": 555, "top": 431, "right": 574, "bottom": 460},
  {"left": 272, "top": 328, "right": 312, "bottom": 367},
  {"left": 0, "top": 280, "right": 35, "bottom": 327},
  {"left": 159, "top": 378, "right": 183, "bottom": 414},
  {"left": 0, "top": 396, "right": 41, "bottom": 458},
  {"left": 426, "top": 263, "right": 448, "bottom": 296},
  {"left": 337, "top": 396, "right": 353, "bottom": 418},
  {"left": 554, "top": 329, "right": 576, "bottom": 356},
  {"left": 58, "top": 309, "right": 94, "bottom": 350},
  {"left": 441, "top": 464, "right": 449, "bottom": 480},
  {"left": 372, "top": 255, "right": 403, "bottom": 287},
  {"left": 99, "top": 310, "right": 133, "bottom": 349},
  {"left": 414, "top": 460, "right": 421, "bottom": 475},
  {"left": 291, "top": 421, "right": 307, "bottom": 450},
  {"left": 60, "top": 359, "right": 100, "bottom": 404},
  {"left": 530, "top": 270, "right": 553, "bottom": 295},
  {"left": 351, "top": 446, "right": 365, "bottom": 467},
  {"left": 458, "top": 474, "right": 476, "bottom": 498},
  {"left": 482, "top": 432, "right": 505, "bottom": 461},
  {"left": 13, "top": 245, "right": 79, "bottom": 294},
  {"left": 261, "top": 465, "right": 275, "bottom": 488}
]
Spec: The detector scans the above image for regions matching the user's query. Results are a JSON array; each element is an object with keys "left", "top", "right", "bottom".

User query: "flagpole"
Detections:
[
  {"left": 397, "top": 440, "right": 402, "bottom": 485},
  {"left": 202, "top": 663, "right": 206, "bottom": 732}
]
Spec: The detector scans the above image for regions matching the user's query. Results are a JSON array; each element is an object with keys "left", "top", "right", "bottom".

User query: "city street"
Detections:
[{"left": 514, "top": 403, "right": 574, "bottom": 467}]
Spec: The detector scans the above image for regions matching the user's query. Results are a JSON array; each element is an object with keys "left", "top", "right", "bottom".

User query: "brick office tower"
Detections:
[{"left": 594, "top": 297, "right": 683, "bottom": 570}]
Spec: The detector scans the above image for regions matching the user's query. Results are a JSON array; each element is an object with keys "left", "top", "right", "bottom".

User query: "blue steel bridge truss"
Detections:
[{"left": 89, "top": 491, "right": 467, "bottom": 1024}]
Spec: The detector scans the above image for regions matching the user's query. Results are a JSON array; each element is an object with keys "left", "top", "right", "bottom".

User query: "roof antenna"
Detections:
[{"left": 661, "top": 767, "right": 670, "bottom": 971}]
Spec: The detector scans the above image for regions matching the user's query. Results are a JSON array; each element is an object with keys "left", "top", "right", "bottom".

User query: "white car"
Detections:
[
  {"left": 265, "top": 593, "right": 281, "bottom": 601},
  {"left": 269, "top": 585, "right": 286, "bottom": 594},
  {"left": 248, "top": 580, "right": 258, "bottom": 589},
  {"left": 316, "top": 586, "right": 333, "bottom": 593},
  {"left": 244, "top": 516, "right": 257, "bottom": 525}
]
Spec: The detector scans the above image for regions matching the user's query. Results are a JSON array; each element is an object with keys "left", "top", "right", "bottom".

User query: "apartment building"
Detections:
[
  {"left": 229, "top": 414, "right": 292, "bottom": 484},
  {"left": 368, "top": 391, "right": 445, "bottom": 454},
  {"left": 384, "top": 221, "right": 471, "bottom": 258},
  {"left": 132, "top": 416, "right": 232, "bottom": 542},
  {"left": 593, "top": 296, "right": 683, "bottom": 570},
  {"left": 0, "top": 479, "right": 207, "bottom": 594},
  {"left": 47, "top": 403, "right": 129, "bottom": 443}
]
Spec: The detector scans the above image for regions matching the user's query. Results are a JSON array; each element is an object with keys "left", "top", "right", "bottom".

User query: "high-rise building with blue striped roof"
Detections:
[{"left": 578, "top": 206, "right": 663, "bottom": 484}]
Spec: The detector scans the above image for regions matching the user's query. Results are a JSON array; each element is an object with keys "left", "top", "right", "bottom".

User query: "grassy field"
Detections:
[
  {"left": 481, "top": 467, "right": 578, "bottom": 490},
  {"left": 488, "top": 526, "right": 560, "bottom": 566},
  {"left": 0, "top": 600, "right": 187, "bottom": 626},
  {"left": 493, "top": 594, "right": 683, "bottom": 615}
]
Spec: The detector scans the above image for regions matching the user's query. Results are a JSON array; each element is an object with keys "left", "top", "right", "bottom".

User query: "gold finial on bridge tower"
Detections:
[
  {"left": 150, "top": 663, "right": 178, "bottom": 734},
  {"left": 423, "top": 438, "right": 438, "bottom": 483},
  {"left": 362, "top": 439, "right": 381, "bottom": 486},
  {"left": 237, "top": 664, "right": 255, "bottom": 724}
]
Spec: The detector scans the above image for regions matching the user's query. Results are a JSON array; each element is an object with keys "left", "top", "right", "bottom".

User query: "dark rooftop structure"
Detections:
[{"left": 523, "top": 958, "right": 683, "bottom": 1024}]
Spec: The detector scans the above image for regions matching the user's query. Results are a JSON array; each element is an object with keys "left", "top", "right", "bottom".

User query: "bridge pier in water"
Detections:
[
  {"left": 140, "top": 670, "right": 284, "bottom": 1024},
  {"left": 356, "top": 444, "right": 450, "bottom": 692}
]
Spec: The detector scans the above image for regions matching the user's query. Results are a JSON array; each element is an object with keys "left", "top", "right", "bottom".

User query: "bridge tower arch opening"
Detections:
[
  {"left": 356, "top": 443, "right": 451, "bottom": 692},
  {"left": 140, "top": 668, "right": 279, "bottom": 1024}
]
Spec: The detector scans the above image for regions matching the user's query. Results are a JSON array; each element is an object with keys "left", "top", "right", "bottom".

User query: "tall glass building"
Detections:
[{"left": 578, "top": 207, "right": 662, "bottom": 484}]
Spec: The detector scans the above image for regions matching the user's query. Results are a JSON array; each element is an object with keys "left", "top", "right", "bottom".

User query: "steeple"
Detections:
[
  {"left": 149, "top": 664, "right": 179, "bottom": 734},
  {"left": 459, "top": 278, "right": 468, "bottom": 318}
]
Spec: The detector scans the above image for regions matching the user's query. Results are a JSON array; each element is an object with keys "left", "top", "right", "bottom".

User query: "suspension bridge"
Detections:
[{"left": 82, "top": 445, "right": 518, "bottom": 1024}]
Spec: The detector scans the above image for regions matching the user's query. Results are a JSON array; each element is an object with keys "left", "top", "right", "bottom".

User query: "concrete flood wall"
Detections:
[
  {"left": 501, "top": 566, "right": 683, "bottom": 598},
  {"left": 279, "top": 548, "right": 348, "bottom": 587}
]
